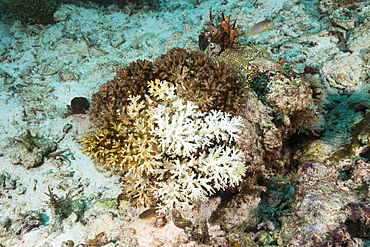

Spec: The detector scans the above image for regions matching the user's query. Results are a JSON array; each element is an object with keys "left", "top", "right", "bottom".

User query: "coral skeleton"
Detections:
[{"left": 82, "top": 79, "right": 246, "bottom": 214}]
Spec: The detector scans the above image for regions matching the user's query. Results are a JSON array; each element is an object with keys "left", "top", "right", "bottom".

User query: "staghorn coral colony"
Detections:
[
  {"left": 84, "top": 47, "right": 255, "bottom": 214},
  {"left": 83, "top": 79, "right": 246, "bottom": 214}
]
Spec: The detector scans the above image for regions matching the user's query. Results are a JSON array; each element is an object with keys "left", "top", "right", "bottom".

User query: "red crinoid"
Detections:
[
  {"left": 221, "top": 12, "right": 238, "bottom": 44},
  {"left": 199, "top": 7, "right": 241, "bottom": 52}
]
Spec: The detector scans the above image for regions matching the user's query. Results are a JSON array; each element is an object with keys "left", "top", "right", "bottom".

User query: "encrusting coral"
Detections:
[{"left": 82, "top": 79, "right": 246, "bottom": 214}]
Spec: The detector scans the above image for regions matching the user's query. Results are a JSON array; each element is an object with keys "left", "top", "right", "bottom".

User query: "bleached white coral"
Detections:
[
  {"left": 144, "top": 79, "right": 246, "bottom": 214},
  {"left": 86, "top": 79, "right": 247, "bottom": 213},
  {"left": 149, "top": 79, "right": 244, "bottom": 158},
  {"left": 152, "top": 145, "right": 245, "bottom": 214}
]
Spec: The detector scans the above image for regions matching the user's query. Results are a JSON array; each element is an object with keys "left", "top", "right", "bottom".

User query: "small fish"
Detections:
[
  {"left": 245, "top": 20, "right": 273, "bottom": 37},
  {"left": 61, "top": 240, "right": 74, "bottom": 247},
  {"left": 138, "top": 208, "right": 159, "bottom": 220}
]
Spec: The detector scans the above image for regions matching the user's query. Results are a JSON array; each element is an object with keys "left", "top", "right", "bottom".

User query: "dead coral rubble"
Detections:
[{"left": 1, "top": 130, "right": 58, "bottom": 169}]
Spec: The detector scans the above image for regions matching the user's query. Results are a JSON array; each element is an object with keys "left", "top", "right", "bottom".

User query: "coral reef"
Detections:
[
  {"left": 218, "top": 46, "right": 273, "bottom": 84},
  {"left": 272, "top": 158, "right": 370, "bottom": 246},
  {"left": 83, "top": 80, "right": 246, "bottom": 214},
  {"left": 217, "top": 46, "right": 325, "bottom": 174},
  {"left": 293, "top": 140, "right": 333, "bottom": 165},
  {"left": 210, "top": 190, "right": 261, "bottom": 232},
  {"left": 89, "top": 58, "right": 153, "bottom": 129},
  {"left": 333, "top": 0, "right": 368, "bottom": 7},
  {"left": 84, "top": 43, "right": 327, "bottom": 245},
  {"left": 345, "top": 202, "right": 370, "bottom": 242},
  {"left": 319, "top": 86, "right": 370, "bottom": 164},
  {"left": 259, "top": 175, "right": 295, "bottom": 232},
  {"left": 83, "top": 94, "right": 160, "bottom": 175},
  {"left": 330, "top": 109, "right": 370, "bottom": 161},
  {"left": 225, "top": 231, "right": 257, "bottom": 247},
  {"left": 86, "top": 44, "right": 326, "bottom": 217}
]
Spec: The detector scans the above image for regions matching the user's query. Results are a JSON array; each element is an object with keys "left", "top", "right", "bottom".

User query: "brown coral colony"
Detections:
[
  {"left": 89, "top": 59, "right": 153, "bottom": 129},
  {"left": 89, "top": 47, "right": 248, "bottom": 130}
]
